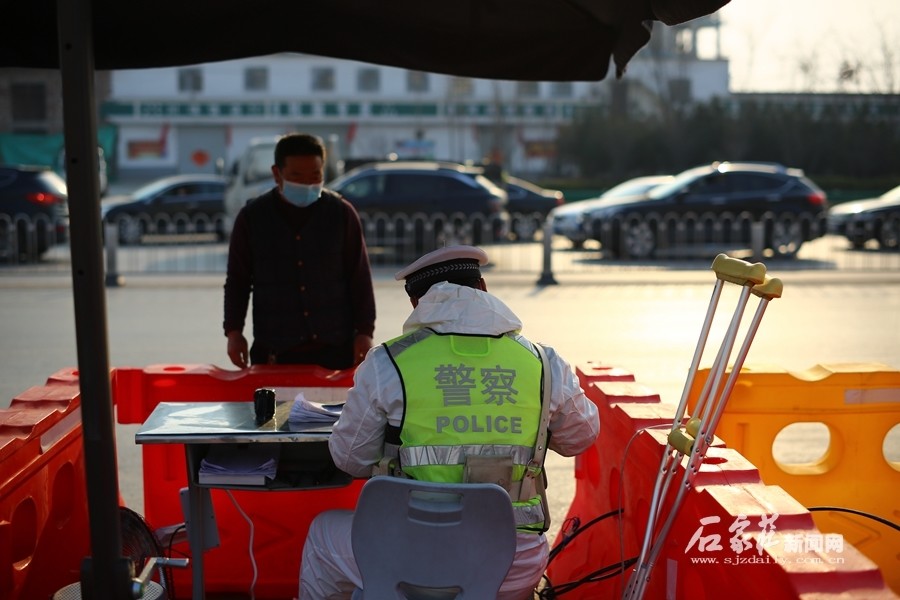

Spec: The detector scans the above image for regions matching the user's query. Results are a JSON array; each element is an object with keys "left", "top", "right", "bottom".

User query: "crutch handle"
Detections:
[
  {"left": 685, "top": 417, "right": 702, "bottom": 437},
  {"left": 667, "top": 428, "right": 695, "bottom": 455},
  {"left": 752, "top": 276, "right": 783, "bottom": 300},
  {"left": 711, "top": 253, "right": 766, "bottom": 286}
]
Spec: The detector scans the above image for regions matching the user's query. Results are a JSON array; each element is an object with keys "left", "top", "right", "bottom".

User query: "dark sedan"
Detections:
[
  {"left": 504, "top": 177, "right": 564, "bottom": 241},
  {"left": 827, "top": 185, "right": 900, "bottom": 250},
  {"left": 328, "top": 161, "right": 510, "bottom": 251},
  {"left": 101, "top": 174, "right": 227, "bottom": 244},
  {"left": 581, "top": 162, "right": 828, "bottom": 259}
]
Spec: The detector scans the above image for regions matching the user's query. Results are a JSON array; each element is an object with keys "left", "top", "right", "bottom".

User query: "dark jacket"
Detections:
[{"left": 223, "top": 187, "right": 375, "bottom": 355}]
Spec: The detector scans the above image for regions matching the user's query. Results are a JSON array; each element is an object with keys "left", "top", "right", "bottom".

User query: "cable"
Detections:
[
  {"left": 538, "top": 557, "right": 638, "bottom": 598},
  {"left": 166, "top": 523, "right": 187, "bottom": 557},
  {"left": 807, "top": 506, "right": 900, "bottom": 532},
  {"left": 537, "top": 423, "right": 672, "bottom": 598},
  {"left": 616, "top": 422, "right": 674, "bottom": 599},
  {"left": 537, "top": 503, "right": 631, "bottom": 596},
  {"left": 548, "top": 509, "right": 623, "bottom": 564},
  {"left": 165, "top": 523, "right": 188, "bottom": 600},
  {"left": 226, "top": 490, "right": 258, "bottom": 600}
]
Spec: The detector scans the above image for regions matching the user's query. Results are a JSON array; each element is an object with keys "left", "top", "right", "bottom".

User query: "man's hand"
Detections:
[
  {"left": 226, "top": 331, "right": 249, "bottom": 368},
  {"left": 353, "top": 334, "right": 374, "bottom": 366}
]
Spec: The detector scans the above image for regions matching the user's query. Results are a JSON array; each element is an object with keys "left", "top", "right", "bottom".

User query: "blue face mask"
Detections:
[{"left": 281, "top": 180, "right": 323, "bottom": 207}]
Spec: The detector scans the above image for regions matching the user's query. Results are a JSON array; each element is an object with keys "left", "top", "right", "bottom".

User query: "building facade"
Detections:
[{"left": 1, "top": 18, "right": 728, "bottom": 180}]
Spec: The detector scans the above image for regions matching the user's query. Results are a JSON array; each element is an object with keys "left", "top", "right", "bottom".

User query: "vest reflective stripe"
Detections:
[
  {"left": 385, "top": 329, "right": 546, "bottom": 533},
  {"left": 514, "top": 497, "right": 546, "bottom": 531},
  {"left": 385, "top": 327, "right": 432, "bottom": 356},
  {"left": 399, "top": 444, "right": 534, "bottom": 468}
]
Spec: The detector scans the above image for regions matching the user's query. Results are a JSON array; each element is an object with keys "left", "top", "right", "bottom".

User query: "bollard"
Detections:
[
  {"left": 751, "top": 221, "right": 765, "bottom": 262},
  {"left": 536, "top": 218, "right": 558, "bottom": 286},
  {"left": 104, "top": 221, "right": 124, "bottom": 287}
]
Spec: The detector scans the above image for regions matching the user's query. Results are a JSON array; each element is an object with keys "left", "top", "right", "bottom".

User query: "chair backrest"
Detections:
[{"left": 351, "top": 476, "right": 517, "bottom": 600}]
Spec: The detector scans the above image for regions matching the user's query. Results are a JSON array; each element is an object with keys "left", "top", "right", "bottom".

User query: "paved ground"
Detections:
[{"left": 2, "top": 264, "right": 898, "bottom": 550}]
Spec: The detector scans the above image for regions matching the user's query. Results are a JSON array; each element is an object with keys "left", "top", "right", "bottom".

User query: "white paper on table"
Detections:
[{"left": 289, "top": 391, "right": 344, "bottom": 423}]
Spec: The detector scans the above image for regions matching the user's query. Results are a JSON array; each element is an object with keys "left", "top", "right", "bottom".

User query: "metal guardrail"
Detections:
[
  {"left": 0, "top": 213, "right": 69, "bottom": 265},
  {"left": 102, "top": 211, "right": 228, "bottom": 246},
  {"left": 1, "top": 211, "right": 898, "bottom": 277},
  {"left": 583, "top": 210, "right": 827, "bottom": 260}
]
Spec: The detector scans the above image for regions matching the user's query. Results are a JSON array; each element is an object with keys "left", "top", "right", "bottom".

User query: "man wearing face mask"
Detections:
[{"left": 223, "top": 133, "right": 376, "bottom": 370}]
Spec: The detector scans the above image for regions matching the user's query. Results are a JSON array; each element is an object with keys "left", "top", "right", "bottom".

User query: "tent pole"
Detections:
[{"left": 56, "top": 0, "right": 133, "bottom": 598}]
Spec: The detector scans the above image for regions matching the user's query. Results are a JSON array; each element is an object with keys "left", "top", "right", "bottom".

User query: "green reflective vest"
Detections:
[{"left": 384, "top": 328, "right": 546, "bottom": 532}]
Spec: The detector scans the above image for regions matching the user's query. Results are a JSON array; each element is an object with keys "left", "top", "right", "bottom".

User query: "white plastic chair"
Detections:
[{"left": 350, "top": 476, "right": 518, "bottom": 599}]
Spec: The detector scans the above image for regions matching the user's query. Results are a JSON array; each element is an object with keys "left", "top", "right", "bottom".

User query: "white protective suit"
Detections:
[{"left": 299, "top": 282, "right": 600, "bottom": 600}]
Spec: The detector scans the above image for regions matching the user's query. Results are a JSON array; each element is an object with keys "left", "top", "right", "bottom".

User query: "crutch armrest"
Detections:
[
  {"left": 711, "top": 253, "right": 766, "bottom": 286},
  {"left": 752, "top": 276, "right": 783, "bottom": 300},
  {"left": 667, "top": 428, "right": 695, "bottom": 455}
]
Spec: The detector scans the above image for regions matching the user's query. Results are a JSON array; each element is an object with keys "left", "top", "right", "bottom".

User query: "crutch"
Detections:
[
  {"left": 630, "top": 274, "right": 783, "bottom": 600},
  {"left": 623, "top": 255, "right": 779, "bottom": 600}
]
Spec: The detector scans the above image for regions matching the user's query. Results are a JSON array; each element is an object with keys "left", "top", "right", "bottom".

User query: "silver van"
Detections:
[{"left": 222, "top": 137, "right": 278, "bottom": 236}]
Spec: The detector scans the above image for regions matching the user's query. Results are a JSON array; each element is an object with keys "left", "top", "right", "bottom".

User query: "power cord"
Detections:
[
  {"left": 165, "top": 523, "right": 187, "bottom": 558},
  {"left": 534, "top": 423, "right": 675, "bottom": 598},
  {"left": 537, "top": 507, "right": 634, "bottom": 597},
  {"left": 538, "top": 556, "right": 638, "bottom": 598},
  {"left": 616, "top": 423, "right": 675, "bottom": 598},
  {"left": 164, "top": 523, "right": 188, "bottom": 600},
  {"left": 548, "top": 509, "right": 623, "bottom": 563},
  {"left": 226, "top": 490, "right": 258, "bottom": 600},
  {"left": 807, "top": 506, "right": 900, "bottom": 532}
]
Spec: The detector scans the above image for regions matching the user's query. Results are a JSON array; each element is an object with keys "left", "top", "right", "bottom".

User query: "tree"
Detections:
[{"left": 557, "top": 95, "right": 900, "bottom": 183}]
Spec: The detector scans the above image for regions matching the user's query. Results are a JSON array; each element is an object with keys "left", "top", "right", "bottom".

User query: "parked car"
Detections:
[
  {"left": 504, "top": 176, "right": 564, "bottom": 240},
  {"left": 550, "top": 175, "right": 674, "bottom": 248},
  {"left": 328, "top": 161, "right": 510, "bottom": 247},
  {"left": 101, "top": 174, "right": 227, "bottom": 245},
  {"left": 827, "top": 185, "right": 900, "bottom": 250},
  {"left": 0, "top": 164, "right": 69, "bottom": 260},
  {"left": 581, "top": 162, "right": 828, "bottom": 259}
]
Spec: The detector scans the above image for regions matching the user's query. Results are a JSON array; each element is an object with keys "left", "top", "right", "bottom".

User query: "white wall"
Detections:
[{"left": 108, "top": 49, "right": 730, "bottom": 177}]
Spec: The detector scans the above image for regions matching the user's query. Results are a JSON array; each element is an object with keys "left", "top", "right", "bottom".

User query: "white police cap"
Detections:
[{"left": 394, "top": 245, "right": 489, "bottom": 297}]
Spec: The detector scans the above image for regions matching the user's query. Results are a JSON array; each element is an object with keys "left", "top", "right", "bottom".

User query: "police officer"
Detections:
[{"left": 299, "top": 245, "right": 600, "bottom": 600}]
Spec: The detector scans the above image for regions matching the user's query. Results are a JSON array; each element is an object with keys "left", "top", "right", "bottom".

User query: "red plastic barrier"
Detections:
[
  {"left": 0, "top": 379, "right": 89, "bottom": 600},
  {"left": 113, "top": 364, "right": 363, "bottom": 599},
  {"left": 546, "top": 363, "right": 897, "bottom": 599}
]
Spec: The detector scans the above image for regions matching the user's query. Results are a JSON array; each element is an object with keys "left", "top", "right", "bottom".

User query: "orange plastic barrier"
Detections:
[
  {"left": 546, "top": 363, "right": 897, "bottom": 599},
  {"left": 688, "top": 362, "right": 900, "bottom": 595},
  {"left": 0, "top": 376, "right": 89, "bottom": 600},
  {"left": 113, "top": 363, "right": 364, "bottom": 599}
]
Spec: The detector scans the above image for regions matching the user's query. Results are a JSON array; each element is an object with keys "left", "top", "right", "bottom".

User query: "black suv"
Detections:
[
  {"left": 328, "top": 161, "right": 510, "bottom": 248},
  {"left": 0, "top": 165, "right": 69, "bottom": 261},
  {"left": 582, "top": 162, "right": 828, "bottom": 259}
]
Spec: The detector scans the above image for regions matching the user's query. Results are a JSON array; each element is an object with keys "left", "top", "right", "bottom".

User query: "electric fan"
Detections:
[{"left": 53, "top": 506, "right": 175, "bottom": 600}]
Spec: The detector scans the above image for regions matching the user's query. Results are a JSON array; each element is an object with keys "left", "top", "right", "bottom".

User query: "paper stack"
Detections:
[
  {"left": 199, "top": 443, "right": 280, "bottom": 486},
  {"left": 289, "top": 391, "right": 343, "bottom": 423}
]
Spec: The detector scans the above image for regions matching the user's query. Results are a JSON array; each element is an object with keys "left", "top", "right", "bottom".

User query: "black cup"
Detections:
[{"left": 254, "top": 388, "right": 276, "bottom": 425}]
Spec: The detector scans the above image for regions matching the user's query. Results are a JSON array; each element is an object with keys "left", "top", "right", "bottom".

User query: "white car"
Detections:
[{"left": 549, "top": 175, "right": 673, "bottom": 247}]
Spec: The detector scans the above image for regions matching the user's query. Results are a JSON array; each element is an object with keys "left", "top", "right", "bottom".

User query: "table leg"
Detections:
[{"left": 185, "top": 446, "right": 207, "bottom": 600}]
